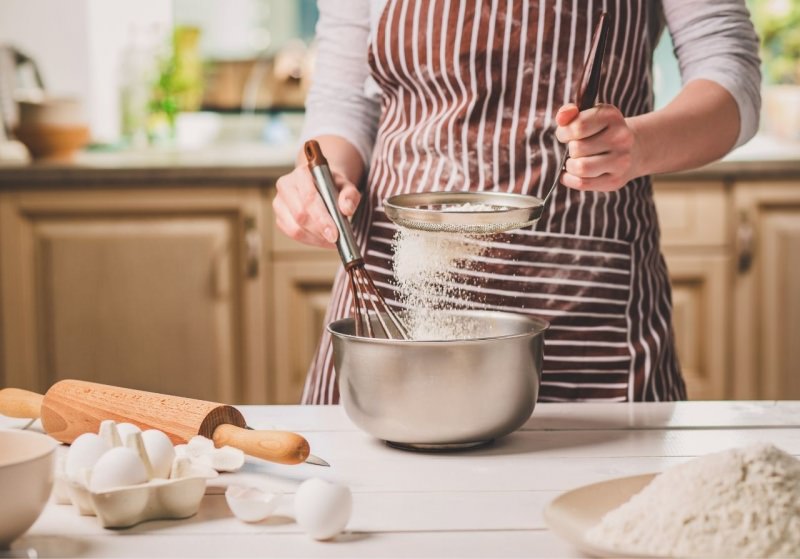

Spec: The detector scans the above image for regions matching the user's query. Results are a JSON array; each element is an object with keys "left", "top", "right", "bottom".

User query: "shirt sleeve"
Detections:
[
  {"left": 300, "top": 0, "right": 381, "bottom": 166},
  {"left": 662, "top": 0, "right": 762, "bottom": 148}
]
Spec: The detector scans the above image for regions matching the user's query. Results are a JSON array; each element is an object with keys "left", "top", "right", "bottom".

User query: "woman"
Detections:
[{"left": 274, "top": 0, "right": 761, "bottom": 404}]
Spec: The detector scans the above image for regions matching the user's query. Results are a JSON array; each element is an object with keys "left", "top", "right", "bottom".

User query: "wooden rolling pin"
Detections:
[{"left": 0, "top": 380, "right": 324, "bottom": 466}]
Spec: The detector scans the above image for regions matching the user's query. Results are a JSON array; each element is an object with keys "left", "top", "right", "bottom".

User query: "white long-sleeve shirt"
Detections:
[{"left": 302, "top": 0, "right": 761, "bottom": 166}]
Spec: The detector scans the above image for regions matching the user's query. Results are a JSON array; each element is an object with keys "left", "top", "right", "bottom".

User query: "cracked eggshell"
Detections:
[
  {"left": 141, "top": 430, "right": 175, "bottom": 479},
  {"left": 294, "top": 478, "right": 352, "bottom": 541},
  {"left": 175, "top": 437, "right": 244, "bottom": 473},
  {"left": 65, "top": 433, "right": 111, "bottom": 484},
  {"left": 99, "top": 420, "right": 121, "bottom": 448},
  {"left": 211, "top": 446, "right": 245, "bottom": 472},
  {"left": 225, "top": 485, "right": 282, "bottom": 523},
  {"left": 89, "top": 447, "right": 149, "bottom": 493},
  {"left": 186, "top": 435, "right": 214, "bottom": 457},
  {"left": 115, "top": 423, "right": 141, "bottom": 442}
]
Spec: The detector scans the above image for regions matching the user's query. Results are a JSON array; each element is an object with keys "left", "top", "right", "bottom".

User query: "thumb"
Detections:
[
  {"left": 555, "top": 103, "right": 579, "bottom": 126},
  {"left": 338, "top": 183, "right": 362, "bottom": 216}
]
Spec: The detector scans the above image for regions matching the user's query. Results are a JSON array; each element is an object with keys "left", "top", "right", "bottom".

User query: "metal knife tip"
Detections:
[{"left": 305, "top": 454, "right": 331, "bottom": 467}]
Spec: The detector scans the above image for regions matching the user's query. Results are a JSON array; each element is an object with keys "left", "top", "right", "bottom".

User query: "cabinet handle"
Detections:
[
  {"left": 244, "top": 216, "right": 261, "bottom": 278},
  {"left": 737, "top": 211, "right": 754, "bottom": 274}
]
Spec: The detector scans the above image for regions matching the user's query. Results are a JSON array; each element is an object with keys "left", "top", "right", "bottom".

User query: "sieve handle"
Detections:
[
  {"left": 540, "top": 13, "right": 610, "bottom": 214},
  {"left": 304, "top": 140, "right": 363, "bottom": 265}
]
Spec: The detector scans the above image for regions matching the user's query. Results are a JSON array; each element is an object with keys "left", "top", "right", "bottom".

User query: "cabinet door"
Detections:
[
  {"left": 271, "top": 260, "right": 340, "bottom": 404},
  {"left": 662, "top": 252, "right": 730, "bottom": 400},
  {"left": 733, "top": 182, "right": 800, "bottom": 399},
  {"left": 654, "top": 181, "right": 730, "bottom": 400},
  {"left": 0, "top": 188, "right": 266, "bottom": 403}
]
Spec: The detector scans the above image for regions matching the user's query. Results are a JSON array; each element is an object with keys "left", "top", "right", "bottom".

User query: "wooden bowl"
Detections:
[{"left": 14, "top": 124, "right": 89, "bottom": 160}]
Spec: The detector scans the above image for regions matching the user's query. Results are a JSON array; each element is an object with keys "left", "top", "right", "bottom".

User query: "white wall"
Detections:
[
  {"left": 0, "top": 0, "right": 91, "bottom": 107},
  {"left": 86, "top": 0, "right": 172, "bottom": 142},
  {"left": 0, "top": 0, "right": 172, "bottom": 142}
]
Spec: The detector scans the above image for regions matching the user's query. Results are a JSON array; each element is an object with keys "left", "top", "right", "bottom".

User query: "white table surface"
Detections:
[{"left": 4, "top": 401, "right": 800, "bottom": 558}]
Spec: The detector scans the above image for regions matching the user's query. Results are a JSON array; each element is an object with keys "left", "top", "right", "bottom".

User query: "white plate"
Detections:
[{"left": 543, "top": 473, "right": 674, "bottom": 559}]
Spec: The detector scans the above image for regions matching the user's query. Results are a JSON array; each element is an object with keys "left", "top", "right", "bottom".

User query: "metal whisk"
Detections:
[{"left": 304, "top": 140, "right": 409, "bottom": 340}]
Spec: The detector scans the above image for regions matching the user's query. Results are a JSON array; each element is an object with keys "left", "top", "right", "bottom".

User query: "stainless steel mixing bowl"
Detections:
[{"left": 328, "top": 310, "right": 548, "bottom": 450}]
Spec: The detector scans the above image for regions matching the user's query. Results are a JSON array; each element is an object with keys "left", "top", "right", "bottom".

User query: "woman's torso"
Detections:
[{"left": 303, "top": 0, "right": 685, "bottom": 404}]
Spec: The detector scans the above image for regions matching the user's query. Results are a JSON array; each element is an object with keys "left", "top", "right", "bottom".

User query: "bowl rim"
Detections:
[
  {"left": 0, "top": 429, "right": 59, "bottom": 469},
  {"left": 328, "top": 309, "right": 549, "bottom": 344}
]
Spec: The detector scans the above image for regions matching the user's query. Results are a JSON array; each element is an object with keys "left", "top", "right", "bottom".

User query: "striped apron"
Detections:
[{"left": 302, "top": 0, "right": 686, "bottom": 404}]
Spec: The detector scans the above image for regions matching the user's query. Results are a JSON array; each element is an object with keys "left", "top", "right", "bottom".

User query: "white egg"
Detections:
[
  {"left": 141, "top": 430, "right": 175, "bottom": 479},
  {"left": 294, "top": 478, "right": 352, "bottom": 541},
  {"left": 115, "top": 422, "right": 141, "bottom": 442},
  {"left": 65, "top": 433, "right": 111, "bottom": 484},
  {"left": 89, "top": 447, "right": 149, "bottom": 492},
  {"left": 225, "top": 485, "right": 282, "bottom": 523}
]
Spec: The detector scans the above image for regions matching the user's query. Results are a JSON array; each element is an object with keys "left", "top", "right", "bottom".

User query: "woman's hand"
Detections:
[
  {"left": 273, "top": 165, "right": 361, "bottom": 249},
  {"left": 554, "top": 103, "right": 642, "bottom": 192}
]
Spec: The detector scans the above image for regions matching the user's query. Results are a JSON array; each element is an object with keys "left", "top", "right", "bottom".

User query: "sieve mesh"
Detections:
[
  {"left": 384, "top": 192, "right": 545, "bottom": 234},
  {"left": 388, "top": 217, "right": 539, "bottom": 234}
]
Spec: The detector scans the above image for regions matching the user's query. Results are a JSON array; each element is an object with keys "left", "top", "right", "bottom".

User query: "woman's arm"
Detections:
[
  {"left": 627, "top": 80, "right": 740, "bottom": 177},
  {"left": 556, "top": 0, "right": 761, "bottom": 192},
  {"left": 555, "top": 80, "right": 741, "bottom": 191},
  {"left": 274, "top": 0, "right": 379, "bottom": 248}
]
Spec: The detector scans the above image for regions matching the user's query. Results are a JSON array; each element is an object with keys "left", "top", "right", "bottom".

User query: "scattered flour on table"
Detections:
[
  {"left": 392, "top": 226, "right": 490, "bottom": 341},
  {"left": 587, "top": 443, "right": 800, "bottom": 558}
]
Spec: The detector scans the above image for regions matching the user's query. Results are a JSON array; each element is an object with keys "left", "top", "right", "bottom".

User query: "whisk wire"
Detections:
[
  {"left": 306, "top": 139, "right": 409, "bottom": 340},
  {"left": 347, "top": 270, "right": 365, "bottom": 337},
  {"left": 359, "top": 268, "right": 409, "bottom": 339}
]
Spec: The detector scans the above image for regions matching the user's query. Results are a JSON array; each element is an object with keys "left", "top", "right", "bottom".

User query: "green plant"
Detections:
[
  {"left": 149, "top": 26, "right": 204, "bottom": 133},
  {"left": 751, "top": 0, "right": 800, "bottom": 84}
]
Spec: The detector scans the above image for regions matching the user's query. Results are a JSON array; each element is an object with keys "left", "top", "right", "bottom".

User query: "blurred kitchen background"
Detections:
[{"left": 0, "top": 0, "right": 798, "bottom": 405}]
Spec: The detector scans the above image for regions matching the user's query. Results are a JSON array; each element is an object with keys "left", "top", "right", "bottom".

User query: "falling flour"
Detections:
[
  {"left": 392, "top": 228, "right": 487, "bottom": 340},
  {"left": 586, "top": 443, "right": 800, "bottom": 558}
]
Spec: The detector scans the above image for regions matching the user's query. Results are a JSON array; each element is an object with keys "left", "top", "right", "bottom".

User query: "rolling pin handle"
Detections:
[
  {"left": 211, "top": 424, "right": 311, "bottom": 466},
  {"left": 0, "top": 388, "right": 44, "bottom": 419}
]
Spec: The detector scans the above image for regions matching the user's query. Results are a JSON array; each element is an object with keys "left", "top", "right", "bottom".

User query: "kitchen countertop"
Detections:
[
  {"left": 3, "top": 401, "right": 800, "bottom": 558},
  {"left": 0, "top": 133, "right": 799, "bottom": 186}
]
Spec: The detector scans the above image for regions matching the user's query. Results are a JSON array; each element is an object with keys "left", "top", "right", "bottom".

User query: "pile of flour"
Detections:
[
  {"left": 392, "top": 228, "right": 487, "bottom": 341},
  {"left": 587, "top": 443, "right": 800, "bottom": 558}
]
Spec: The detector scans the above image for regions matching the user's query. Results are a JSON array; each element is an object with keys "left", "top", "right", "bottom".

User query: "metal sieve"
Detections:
[
  {"left": 383, "top": 191, "right": 545, "bottom": 234},
  {"left": 383, "top": 13, "right": 610, "bottom": 236}
]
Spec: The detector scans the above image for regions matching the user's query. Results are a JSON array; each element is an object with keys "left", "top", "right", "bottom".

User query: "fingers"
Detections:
[
  {"left": 273, "top": 194, "right": 336, "bottom": 249},
  {"left": 283, "top": 167, "right": 340, "bottom": 240},
  {"left": 555, "top": 103, "right": 622, "bottom": 143},
  {"left": 554, "top": 103, "right": 637, "bottom": 193},
  {"left": 273, "top": 164, "right": 363, "bottom": 248},
  {"left": 274, "top": 166, "right": 342, "bottom": 246},
  {"left": 333, "top": 173, "right": 361, "bottom": 217},
  {"left": 555, "top": 103, "right": 580, "bottom": 127},
  {"left": 566, "top": 123, "right": 634, "bottom": 158},
  {"left": 565, "top": 152, "right": 619, "bottom": 178},
  {"left": 559, "top": 171, "right": 625, "bottom": 193}
]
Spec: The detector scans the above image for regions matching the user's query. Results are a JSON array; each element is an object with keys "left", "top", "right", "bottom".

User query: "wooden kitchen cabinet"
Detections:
[
  {"left": 0, "top": 159, "right": 796, "bottom": 405},
  {"left": 653, "top": 181, "right": 731, "bottom": 400},
  {"left": 265, "top": 189, "right": 340, "bottom": 404},
  {"left": 0, "top": 187, "right": 267, "bottom": 404},
  {"left": 270, "top": 260, "right": 339, "bottom": 403},
  {"left": 732, "top": 182, "right": 800, "bottom": 400}
]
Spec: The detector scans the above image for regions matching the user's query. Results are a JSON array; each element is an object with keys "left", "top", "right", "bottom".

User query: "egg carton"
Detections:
[
  {"left": 64, "top": 471, "right": 209, "bottom": 528},
  {"left": 54, "top": 420, "right": 232, "bottom": 529}
]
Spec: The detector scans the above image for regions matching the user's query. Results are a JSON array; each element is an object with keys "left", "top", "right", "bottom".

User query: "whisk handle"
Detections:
[{"left": 305, "top": 140, "right": 362, "bottom": 265}]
